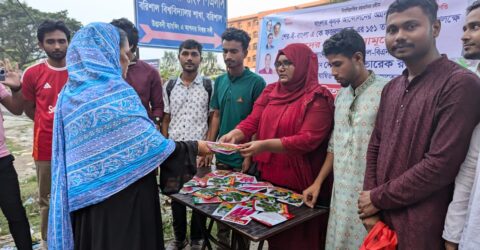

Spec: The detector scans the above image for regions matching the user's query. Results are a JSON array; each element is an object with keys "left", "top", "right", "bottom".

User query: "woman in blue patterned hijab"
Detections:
[{"left": 48, "top": 22, "right": 208, "bottom": 250}]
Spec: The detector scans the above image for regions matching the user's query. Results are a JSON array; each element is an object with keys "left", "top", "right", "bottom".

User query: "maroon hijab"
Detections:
[
  {"left": 255, "top": 43, "right": 334, "bottom": 163},
  {"left": 268, "top": 43, "right": 330, "bottom": 105}
]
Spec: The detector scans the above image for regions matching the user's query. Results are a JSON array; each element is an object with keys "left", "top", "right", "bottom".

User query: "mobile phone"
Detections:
[{"left": 0, "top": 67, "right": 5, "bottom": 81}]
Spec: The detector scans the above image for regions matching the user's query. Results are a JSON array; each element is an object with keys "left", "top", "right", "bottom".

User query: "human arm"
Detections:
[
  {"left": 150, "top": 69, "right": 164, "bottom": 124},
  {"left": 0, "top": 60, "right": 23, "bottom": 115},
  {"left": 161, "top": 113, "right": 171, "bottom": 138},
  {"left": 442, "top": 124, "right": 480, "bottom": 245},
  {"left": 160, "top": 84, "right": 170, "bottom": 137},
  {"left": 303, "top": 152, "right": 334, "bottom": 208}
]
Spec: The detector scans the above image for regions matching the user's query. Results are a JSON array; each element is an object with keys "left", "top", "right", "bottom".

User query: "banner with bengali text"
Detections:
[{"left": 256, "top": 0, "right": 469, "bottom": 94}]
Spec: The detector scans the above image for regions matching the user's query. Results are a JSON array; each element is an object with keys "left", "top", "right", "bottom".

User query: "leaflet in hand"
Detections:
[{"left": 207, "top": 142, "right": 242, "bottom": 155}]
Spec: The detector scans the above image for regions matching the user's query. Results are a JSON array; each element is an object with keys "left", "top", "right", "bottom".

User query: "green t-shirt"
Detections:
[{"left": 210, "top": 68, "right": 266, "bottom": 168}]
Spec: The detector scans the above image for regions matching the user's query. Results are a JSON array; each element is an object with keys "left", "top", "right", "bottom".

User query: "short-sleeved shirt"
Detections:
[
  {"left": 0, "top": 85, "right": 12, "bottom": 158},
  {"left": 210, "top": 68, "right": 266, "bottom": 168},
  {"left": 126, "top": 60, "right": 164, "bottom": 120},
  {"left": 22, "top": 59, "right": 68, "bottom": 160},
  {"left": 163, "top": 74, "right": 210, "bottom": 141}
]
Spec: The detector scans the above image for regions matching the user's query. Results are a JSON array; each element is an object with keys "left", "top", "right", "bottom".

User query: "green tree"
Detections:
[
  {"left": 0, "top": 0, "right": 82, "bottom": 68},
  {"left": 159, "top": 50, "right": 180, "bottom": 80},
  {"left": 200, "top": 51, "right": 224, "bottom": 77}
]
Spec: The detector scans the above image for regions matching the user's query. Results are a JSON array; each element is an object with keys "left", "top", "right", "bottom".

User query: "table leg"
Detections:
[
  {"left": 258, "top": 240, "right": 265, "bottom": 250},
  {"left": 201, "top": 218, "right": 215, "bottom": 250},
  {"left": 231, "top": 231, "right": 237, "bottom": 250}
]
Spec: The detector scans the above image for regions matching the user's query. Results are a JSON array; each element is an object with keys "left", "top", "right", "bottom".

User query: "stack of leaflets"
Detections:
[
  {"left": 206, "top": 142, "right": 243, "bottom": 155},
  {"left": 178, "top": 170, "right": 305, "bottom": 227}
]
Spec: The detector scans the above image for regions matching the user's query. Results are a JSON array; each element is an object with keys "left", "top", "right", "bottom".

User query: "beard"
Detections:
[
  {"left": 464, "top": 50, "right": 480, "bottom": 60},
  {"left": 46, "top": 50, "right": 66, "bottom": 61}
]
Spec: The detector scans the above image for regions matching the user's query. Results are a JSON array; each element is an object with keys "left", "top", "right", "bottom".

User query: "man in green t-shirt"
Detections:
[{"left": 207, "top": 27, "right": 266, "bottom": 249}]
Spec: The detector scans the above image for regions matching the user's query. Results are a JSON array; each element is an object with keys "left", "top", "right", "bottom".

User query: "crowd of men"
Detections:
[{"left": 1, "top": 0, "right": 480, "bottom": 249}]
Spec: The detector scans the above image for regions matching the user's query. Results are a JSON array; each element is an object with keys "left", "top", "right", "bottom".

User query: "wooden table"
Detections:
[{"left": 169, "top": 193, "right": 328, "bottom": 250}]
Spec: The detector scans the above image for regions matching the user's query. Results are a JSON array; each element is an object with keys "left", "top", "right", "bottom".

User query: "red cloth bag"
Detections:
[{"left": 360, "top": 221, "right": 398, "bottom": 250}]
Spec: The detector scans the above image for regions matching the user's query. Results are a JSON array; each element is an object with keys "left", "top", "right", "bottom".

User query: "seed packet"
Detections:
[
  {"left": 206, "top": 170, "right": 233, "bottom": 178},
  {"left": 218, "top": 190, "right": 251, "bottom": 203},
  {"left": 253, "top": 193, "right": 277, "bottom": 203},
  {"left": 221, "top": 205, "right": 257, "bottom": 225},
  {"left": 207, "top": 142, "right": 242, "bottom": 155},
  {"left": 183, "top": 176, "right": 208, "bottom": 188},
  {"left": 213, "top": 202, "right": 235, "bottom": 217},
  {"left": 207, "top": 176, "right": 235, "bottom": 187},
  {"left": 278, "top": 193, "right": 304, "bottom": 207},
  {"left": 179, "top": 186, "right": 201, "bottom": 194},
  {"left": 192, "top": 188, "right": 222, "bottom": 199},
  {"left": 237, "top": 186, "right": 266, "bottom": 194},
  {"left": 232, "top": 173, "right": 257, "bottom": 184},
  {"left": 254, "top": 199, "right": 288, "bottom": 213},
  {"left": 264, "top": 187, "right": 292, "bottom": 199},
  {"left": 250, "top": 212, "right": 289, "bottom": 227},
  {"left": 238, "top": 182, "right": 273, "bottom": 188},
  {"left": 212, "top": 202, "right": 236, "bottom": 217},
  {"left": 192, "top": 196, "right": 222, "bottom": 204}
]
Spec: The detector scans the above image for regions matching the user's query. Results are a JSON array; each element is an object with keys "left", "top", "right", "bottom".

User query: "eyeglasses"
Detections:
[{"left": 274, "top": 60, "right": 294, "bottom": 68}]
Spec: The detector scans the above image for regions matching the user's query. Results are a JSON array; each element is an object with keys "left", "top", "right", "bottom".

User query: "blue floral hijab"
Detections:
[{"left": 48, "top": 23, "right": 175, "bottom": 249}]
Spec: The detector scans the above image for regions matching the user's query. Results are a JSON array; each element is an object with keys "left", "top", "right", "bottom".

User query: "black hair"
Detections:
[
  {"left": 467, "top": 0, "right": 480, "bottom": 14},
  {"left": 268, "top": 33, "right": 273, "bottom": 38},
  {"left": 386, "top": 0, "right": 438, "bottom": 23},
  {"left": 221, "top": 27, "right": 251, "bottom": 51},
  {"left": 323, "top": 28, "right": 366, "bottom": 62},
  {"left": 37, "top": 20, "right": 71, "bottom": 43},
  {"left": 265, "top": 53, "right": 271, "bottom": 59},
  {"left": 178, "top": 39, "right": 203, "bottom": 54},
  {"left": 110, "top": 18, "right": 139, "bottom": 52},
  {"left": 117, "top": 28, "right": 128, "bottom": 48}
]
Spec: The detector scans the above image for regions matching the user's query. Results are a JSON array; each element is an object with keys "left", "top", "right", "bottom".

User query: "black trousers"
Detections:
[
  {"left": 0, "top": 155, "right": 32, "bottom": 250},
  {"left": 171, "top": 200, "right": 206, "bottom": 242}
]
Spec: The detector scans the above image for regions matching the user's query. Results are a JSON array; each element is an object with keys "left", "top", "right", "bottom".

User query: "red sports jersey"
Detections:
[{"left": 22, "top": 60, "right": 68, "bottom": 160}]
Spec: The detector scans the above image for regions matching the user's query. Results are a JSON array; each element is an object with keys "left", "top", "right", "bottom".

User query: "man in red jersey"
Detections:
[{"left": 21, "top": 19, "right": 70, "bottom": 249}]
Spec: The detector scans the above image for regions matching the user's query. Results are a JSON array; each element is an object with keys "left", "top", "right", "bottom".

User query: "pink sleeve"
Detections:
[
  {"left": 281, "top": 96, "right": 333, "bottom": 154},
  {"left": 0, "top": 85, "right": 11, "bottom": 100},
  {"left": 236, "top": 85, "right": 273, "bottom": 140}
]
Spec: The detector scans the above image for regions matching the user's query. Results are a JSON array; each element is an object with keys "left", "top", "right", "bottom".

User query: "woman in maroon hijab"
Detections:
[{"left": 221, "top": 43, "right": 334, "bottom": 249}]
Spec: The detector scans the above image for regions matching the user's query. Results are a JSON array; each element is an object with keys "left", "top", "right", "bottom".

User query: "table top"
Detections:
[{"left": 170, "top": 193, "right": 328, "bottom": 242}]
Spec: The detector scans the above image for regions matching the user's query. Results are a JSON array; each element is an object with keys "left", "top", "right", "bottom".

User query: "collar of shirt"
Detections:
[
  {"left": 401, "top": 54, "right": 448, "bottom": 88},
  {"left": 352, "top": 70, "right": 377, "bottom": 97},
  {"left": 176, "top": 73, "right": 203, "bottom": 87},
  {"left": 228, "top": 67, "right": 251, "bottom": 82}
]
